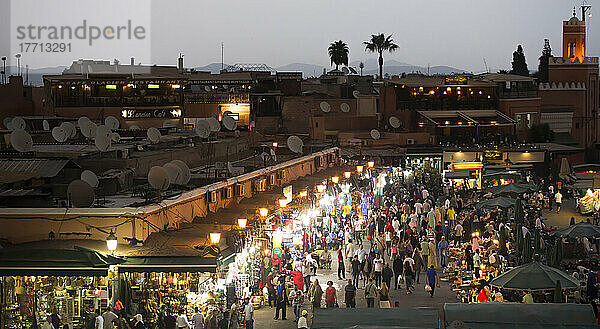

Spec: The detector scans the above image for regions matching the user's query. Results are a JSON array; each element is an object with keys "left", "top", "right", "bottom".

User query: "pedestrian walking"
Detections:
[
  {"left": 337, "top": 246, "right": 345, "bottom": 280},
  {"left": 426, "top": 265, "right": 439, "bottom": 297},
  {"left": 364, "top": 278, "right": 377, "bottom": 308},
  {"left": 308, "top": 279, "right": 323, "bottom": 311},
  {"left": 274, "top": 280, "right": 288, "bottom": 320},
  {"left": 373, "top": 253, "right": 384, "bottom": 288},
  {"left": 344, "top": 279, "right": 356, "bottom": 308},
  {"left": 393, "top": 254, "right": 403, "bottom": 290},
  {"left": 290, "top": 285, "right": 303, "bottom": 323},
  {"left": 382, "top": 263, "right": 394, "bottom": 290},
  {"left": 243, "top": 299, "right": 254, "bottom": 329},
  {"left": 325, "top": 281, "right": 337, "bottom": 308}
]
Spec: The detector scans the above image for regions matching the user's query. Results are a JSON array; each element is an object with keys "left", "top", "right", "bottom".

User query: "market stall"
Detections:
[{"left": 0, "top": 247, "right": 122, "bottom": 329}]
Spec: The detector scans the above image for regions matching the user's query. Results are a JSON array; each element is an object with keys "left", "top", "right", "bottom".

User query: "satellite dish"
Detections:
[
  {"left": 320, "top": 101, "right": 331, "bottom": 113},
  {"left": 370, "top": 129, "right": 381, "bottom": 140},
  {"left": 353, "top": 90, "right": 360, "bottom": 98},
  {"left": 389, "top": 116, "right": 401, "bottom": 129},
  {"left": 287, "top": 135, "right": 304, "bottom": 154},
  {"left": 170, "top": 160, "right": 191, "bottom": 185},
  {"left": 95, "top": 125, "right": 111, "bottom": 140},
  {"left": 3, "top": 117, "right": 13, "bottom": 130},
  {"left": 11, "top": 117, "right": 26, "bottom": 130},
  {"left": 340, "top": 103, "right": 350, "bottom": 113},
  {"left": 80, "top": 170, "right": 99, "bottom": 188},
  {"left": 60, "top": 122, "right": 75, "bottom": 139},
  {"left": 42, "top": 120, "right": 50, "bottom": 131},
  {"left": 163, "top": 163, "right": 182, "bottom": 184},
  {"left": 195, "top": 124, "right": 210, "bottom": 138},
  {"left": 207, "top": 117, "right": 221, "bottom": 132},
  {"left": 80, "top": 121, "right": 97, "bottom": 138},
  {"left": 222, "top": 116, "right": 237, "bottom": 130},
  {"left": 105, "top": 116, "right": 120, "bottom": 130},
  {"left": 163, "top": 121, "right": 176, "bottom": 128},
  {"left": 129, "top": 125, "right": 140, "bottom": 130},
  {"left": 147, "top": 127, "right": 161, "bottom": 143},
  {"left": 78, "top": 116, "right": 91, "bottom": 127},
  {"left": 204, "top": 85, "right": 211, "bottom": 92},
  {"left": 260, "top": 152, "right": 270, "bottom": 162},
  {"left": 94, "top": 134, "right": 111, "bottom": 152},
  {"left": 52, "top": 126, "right": 68, "bottom": 142},
  {"left": 67, "top": 180, "right": 95, "bottom": 207},
  {"left": 148, "top": 166, "right": 170, "bottom": 190},
  {"left": 111, "top": 132, "right": 121, "bottom": 143},
  {"left": 10, "top": 129, "right": 33, "bottom": 152}
]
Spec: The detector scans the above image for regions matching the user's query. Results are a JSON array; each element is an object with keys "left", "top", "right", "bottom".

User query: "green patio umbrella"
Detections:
[
  {"left": 523, "top": 232, "right": 533, "bottom": 263},
  {"left": 489, "top": 261, "right": 579, "bottom": 291},
  {"left": 485, "top": 183, "right": 538, "bottom": 196},
  {"left": 476, "top": 196, "right": 520, "bottom": 210},
  {"left": 514, "top": 199, "right": 524, "bottom": 224},
  {"left": 554, "top": 279, "right": 564, "bottom": 303},
  {"left": 551, "top": 222, "right": 600, "bottom": 239}
]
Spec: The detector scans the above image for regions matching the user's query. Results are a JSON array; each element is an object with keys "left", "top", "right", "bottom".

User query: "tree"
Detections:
[
  {"left": 537, "top": 39, "right": 552, "bottom": 82},
  {"left": 497, "top": 69, "right": 510, "bottom": 74},
  {"left": 328, "top": 40, "right": 349, "bottom": 70},
  {"left": 364, "top": 33, "right": 399, "bottom": 81},
  {"left": 511, "top": 45, "right": 529, "bottom": 76},
  {"left": 359, "top": 62, "right": 364, "bottom": 76}
]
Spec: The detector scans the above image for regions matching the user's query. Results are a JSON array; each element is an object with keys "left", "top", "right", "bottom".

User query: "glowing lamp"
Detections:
[
  {"left": 368, "top": 161, "right": 375, "bottom": 168},
  {"left": 278, "top": 198, "right": 288, "bottom": 208},
  {"left": 331, "top": 176, "right": 339, "bottom": 184},
  {"left": 316, "top": 184, "right": 326, "bottom": 193},
  {"left": 106, "top": 231, "right": 118, "bottom": 251},
  {"left": 237, "top": 218, "right": 247, "bottom": 229},
  {"left": 356, "top": 165, "right": 364, "bottom": 173},
  {"left": 272, "top": 142, "right": 278, "bottom": 147},
  {"left": 299, "top": 190, "right": 308, "bottom": 198},
  {"left": 209, "top": 232, "right": 221, "bottom": 244},
  {"left": 344, "top": 171, "right": 351, "bottom": 179},
  {"left": 259, "top": 208, "right": 269, "bottom": 217}
]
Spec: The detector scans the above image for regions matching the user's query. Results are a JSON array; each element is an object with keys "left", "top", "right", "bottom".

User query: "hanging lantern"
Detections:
[
  {"left": 209, "top": 232, "right": 221, "bottom": 244},
  {"left": 368, "top": 161, "right": 375, "bottom": 168},
  {"left": 278, "top": 198, "right": 288, "bottom": 208},
  {"left": 344, "top": 171, "right": 351, "bottom": 179},
  {"left": 106, "top": 230, "right": 118, "bottom": 252},
  {"left": 356, "top": 165, "right": 364, "bottom": 173},
  {"left": 259, "top": 208, "right": 269, "bottom": 217},
  {"left": 316, "top": 184, "right": 326, "bottom": 193},
  {"left": 331, "top": 176, "right": 339, "bottom": 184},
  {"left": 299, "top": 190, "right": 308, "bottom": 198},
  {"left": 237, "top": 218, "right": 247, "bottom": 229}
]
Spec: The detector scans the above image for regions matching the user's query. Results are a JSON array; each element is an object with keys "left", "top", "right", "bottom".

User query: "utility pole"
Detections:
[{"left": 221, "top": 42, "right": 224, "bottom": 71}]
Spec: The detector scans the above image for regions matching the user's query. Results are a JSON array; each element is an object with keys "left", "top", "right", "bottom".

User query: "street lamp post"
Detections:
[
  {"left": 1, "top": 56, "right": 6, "bottom": 84},
  {"left": 106, "top": 230, "right": 118, "bottom": 254}
]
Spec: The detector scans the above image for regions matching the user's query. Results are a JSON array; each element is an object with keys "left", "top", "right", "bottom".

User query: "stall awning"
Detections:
[
  {"left": 313, "top": 307, "right": 438, "bottom": 329},
  {"left": 0, "top": 246, "right": 123, "bottom": 277},
  {"left": 118, "top": 256, "right": 217, "bottom": 273},
  {"left": 445, "top": 171, "right": 471, "bottom": 179}
]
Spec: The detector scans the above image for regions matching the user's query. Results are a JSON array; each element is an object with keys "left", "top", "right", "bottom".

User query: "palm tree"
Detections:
[
  {"left": 328, "top": 40, "right": 349, "bottom": 70},
  {"left": 359, "top": 62, "right": 364, "bottom": 76},
  {"left": 364, "top": 33, "right": 399, "bottom": 81}
]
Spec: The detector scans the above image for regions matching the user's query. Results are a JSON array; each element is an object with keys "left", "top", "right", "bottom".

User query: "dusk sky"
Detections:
[
  {"left": 1, "top": 0, "right": 597, "bottom": 72},
  {"left": 148, "top": 0, "right": 598, "bottom": 72}
]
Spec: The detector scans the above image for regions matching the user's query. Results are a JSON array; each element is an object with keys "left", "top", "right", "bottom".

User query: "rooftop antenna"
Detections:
[
  {"left": 221, "top": 42, "right": 224, "bottom": 71},
  {"left": 483, "top": 58, "right": 489, "bottom": 73},
  {"left": 25, "top": 65, "right": 29, "bottom": 85},
  {"left": 427, "top": 63, "right": 430, "bottom": 75}
]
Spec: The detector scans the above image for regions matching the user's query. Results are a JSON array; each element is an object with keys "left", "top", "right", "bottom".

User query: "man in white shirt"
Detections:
[
  {"left": 176, "top": 309, "right": 190, "bottom": 328},
  {"left": 422, "top": 189, "right": 429, "bottom": 201},
  {"left": 244, "top": 299, "right": 254, "bottom": 329},
  {"left": 392, "top": 218, "right": 400, "bottom": 234},
  {"left": 297, "top": 309, "right": 309, "bottom": 329},
  {"left": 94, "top": 310, "right": 104, "bottom": 329},
  {"left": 191, "top": 307, "right": 204, "bottom": 329},
  {"left": 555, "top": 191, "right": 563, "bottom": 213},
  {"left": 373, "top": 253, "right": 384, "bottom": 288},
  {"left": 414, "top": 201, "right": 423, "bottom": 215},
  {"left": 345, "top": 239, "right": 357, "bottom": 272}
]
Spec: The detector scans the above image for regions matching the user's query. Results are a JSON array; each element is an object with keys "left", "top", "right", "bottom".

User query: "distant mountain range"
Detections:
[
  {"left": 5, "top": 59, "right": 467, "bottom": 86},
  {"left": 195, "top": 58, "right": 467, "bottom": 77}
]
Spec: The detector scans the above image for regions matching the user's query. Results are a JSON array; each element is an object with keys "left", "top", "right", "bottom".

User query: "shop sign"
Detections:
[
  {"left": 17, "top": 294, "right": 34, "bottom": 317},
  {"left": 343, "top": 205, "right": 350, "bottom": 215},
  {"left": 121, "top": 107, "right": 182, "bottom": 119},
  {"left": 484, "top": 150, "right": 503, "bottom": 160},
  {"left": 444, "top": 76, "right": 467, "bottom": 85},
  {"left": 362, "top": 202, "right": 368, "bottom": 216}
]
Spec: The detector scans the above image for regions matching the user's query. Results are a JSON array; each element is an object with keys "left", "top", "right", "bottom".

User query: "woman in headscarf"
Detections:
[{"left": 132, "top": 314, "right": 145, "bottom": 329}]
